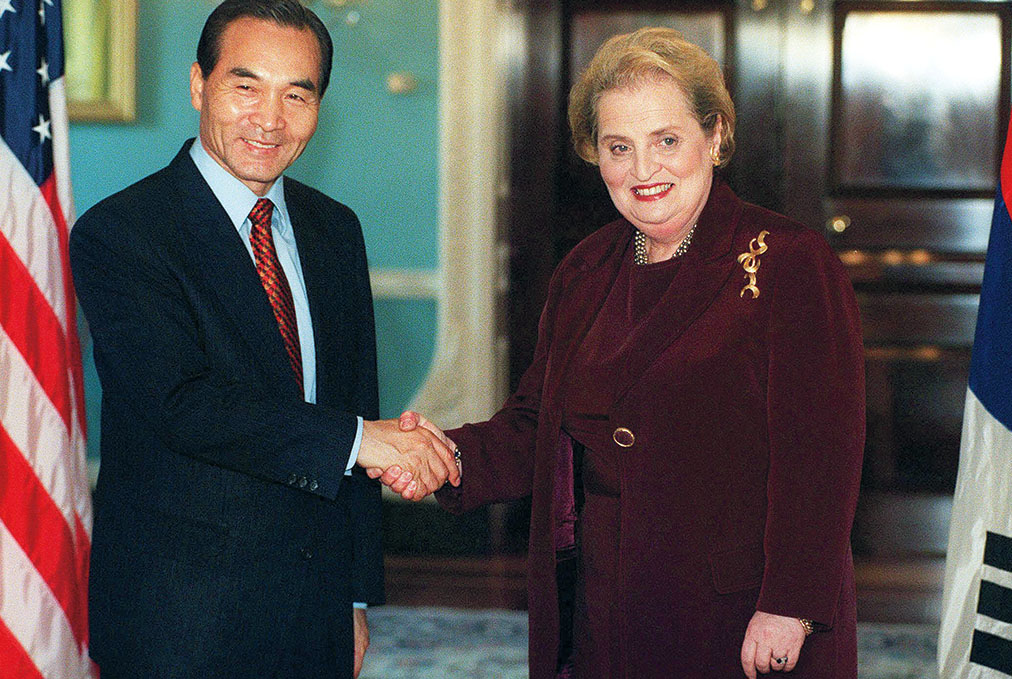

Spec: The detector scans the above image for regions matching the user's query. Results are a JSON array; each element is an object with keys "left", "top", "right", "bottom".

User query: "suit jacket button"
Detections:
[
  {"left": 288, "top": 473, "right": 298, "bottom": 485},
  {"left": 300, "top": 547, "right": 313, "bottom": 560},
  {"left": 298, "top": 476, "right": 308, "bottom": 488},
  {"left": 613, "top": 427, "right": 635, "bottom": 448},
  {"left": 308, "top": 480, "right": 319, "bottom": 491}
]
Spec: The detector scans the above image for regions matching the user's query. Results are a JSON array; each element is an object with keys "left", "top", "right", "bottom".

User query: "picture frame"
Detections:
[{"left": 64, "top": 0, "right": 137, "bottom": 122}]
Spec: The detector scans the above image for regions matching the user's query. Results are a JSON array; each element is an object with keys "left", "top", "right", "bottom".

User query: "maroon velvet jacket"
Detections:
[{"left": 438, "top": 179, "right": 865, "bottom": 678}]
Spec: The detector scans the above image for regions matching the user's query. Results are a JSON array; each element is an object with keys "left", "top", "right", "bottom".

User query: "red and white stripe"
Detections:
[{"left": 0, "top": 77, "right": 96, "bottom": 678}]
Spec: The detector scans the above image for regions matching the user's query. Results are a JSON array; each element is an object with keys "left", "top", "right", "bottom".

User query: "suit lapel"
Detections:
[
  {"left": 609, "top": 179, "right": 745, "bottom": 406},
  {"left": 166, "top": 144, "right": 297, "bottom": 392},
  {"left": 541, "top": 229, "right": 628, "bottom": 409},
  {"left": 287, "top": 193, "right": 332, "bottom": 403},
  {"left": 286, "top": 186, "right": 359, "bottom": 408},
  {"left": 544, "top": 181, "right": 745, "bottom": 411}
]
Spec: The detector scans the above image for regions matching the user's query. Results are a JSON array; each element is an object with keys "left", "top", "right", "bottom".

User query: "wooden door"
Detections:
[{"left": 781, "top": 0, "right": 1009, "bottom": 621}]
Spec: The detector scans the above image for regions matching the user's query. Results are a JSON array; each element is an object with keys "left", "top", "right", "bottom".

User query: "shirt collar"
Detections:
[{"left": 189, "top": 137, "right": 291, "bottom": 236}]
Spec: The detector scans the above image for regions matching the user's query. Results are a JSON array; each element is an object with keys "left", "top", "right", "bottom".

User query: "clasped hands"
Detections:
[{"left": 357, "top": 411, "right": 457, "bottom": 500}]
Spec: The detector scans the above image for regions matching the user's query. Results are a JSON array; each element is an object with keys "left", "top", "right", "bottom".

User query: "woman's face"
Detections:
[{"left": 596, "top": 77, "right": 719, "bottom": 247}]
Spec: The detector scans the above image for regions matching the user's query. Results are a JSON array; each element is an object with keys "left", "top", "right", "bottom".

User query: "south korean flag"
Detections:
[{"left": 938, "top": 114, "right": 1012, "bottom": 679}]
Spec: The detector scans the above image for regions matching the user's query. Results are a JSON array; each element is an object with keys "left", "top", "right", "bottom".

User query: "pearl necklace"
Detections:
[{"left": 633, "top": 225, "right": 696, "bottom": 266}]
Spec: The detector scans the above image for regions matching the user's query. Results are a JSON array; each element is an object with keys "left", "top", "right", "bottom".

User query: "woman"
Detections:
[{"left": 386, "top": 27, "right": 864, "bottom": 678}]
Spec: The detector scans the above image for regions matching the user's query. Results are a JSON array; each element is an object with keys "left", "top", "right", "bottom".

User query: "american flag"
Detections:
[{"left": 0, "top": 0, "right": 96, "bottom": 677}]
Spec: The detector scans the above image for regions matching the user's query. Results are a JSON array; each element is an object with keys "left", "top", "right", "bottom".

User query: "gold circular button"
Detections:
[{"left": 612, "top": 427, "right": 635, "bottom": 448}]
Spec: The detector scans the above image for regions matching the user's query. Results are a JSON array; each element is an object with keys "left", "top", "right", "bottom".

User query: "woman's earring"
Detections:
[{"left": 710, "top": 146, "right": 721, "bottom": 166}]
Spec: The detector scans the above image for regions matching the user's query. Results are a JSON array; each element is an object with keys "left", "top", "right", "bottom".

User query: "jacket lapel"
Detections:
[
  {"left": 609, "top": 179, "right": 744, "bottom": 405},
  {"left": 287, "top": 192, "right": 338, "bottom": 406},
  {"left": 541, "top": 227, "right": 628, "bottom": 409},
  {"left": 286, "top": 183, "right": 370, "bottom": 409},
  {"left": 166, "top": 143, "right": 297, "bottom": 392}
]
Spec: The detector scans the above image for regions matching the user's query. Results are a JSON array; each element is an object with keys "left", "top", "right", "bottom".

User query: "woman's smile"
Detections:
[{"left": 631, "top": 182, "right": 674, "bottom": 200}]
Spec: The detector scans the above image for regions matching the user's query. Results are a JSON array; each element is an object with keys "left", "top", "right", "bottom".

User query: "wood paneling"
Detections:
[
  {"left": 384, "top": 555, "right": 528, "bottom": 609},
  {"left": 385, "top": 553, "right": 945, "bottom": 623}
]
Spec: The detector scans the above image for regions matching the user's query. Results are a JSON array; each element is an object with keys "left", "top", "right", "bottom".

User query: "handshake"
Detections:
[{"left": 356, "top": 411, "right": 459, "bottom": 501}]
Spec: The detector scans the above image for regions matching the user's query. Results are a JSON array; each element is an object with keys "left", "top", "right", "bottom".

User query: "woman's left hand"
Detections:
[{"left": 740, "top": 611, "right": 807, "bottom": 677}]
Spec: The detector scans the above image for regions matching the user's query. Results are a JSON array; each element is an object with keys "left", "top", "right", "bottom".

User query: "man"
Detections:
[{"left": 69, "top": 2, "right": 457, "bottom": 677}]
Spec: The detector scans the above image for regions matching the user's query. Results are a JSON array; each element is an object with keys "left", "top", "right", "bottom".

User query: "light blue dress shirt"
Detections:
[{"left": 189, "top": 140, "right": 362, "bottom": 473}]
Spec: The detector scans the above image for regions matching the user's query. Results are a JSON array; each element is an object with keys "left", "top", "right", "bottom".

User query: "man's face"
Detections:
[{"left": 190, "top": 17, "right": 322, "bottom": 196}]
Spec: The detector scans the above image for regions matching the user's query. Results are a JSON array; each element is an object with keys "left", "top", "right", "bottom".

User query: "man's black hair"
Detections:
[{"left": 196, "top": 0, "right": 334, "bottom": 96}]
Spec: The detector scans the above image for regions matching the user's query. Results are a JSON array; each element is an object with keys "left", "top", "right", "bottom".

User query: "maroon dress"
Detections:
[
  {"left": 438, "top": 179, "right": 864, "bottom": 679},
  {"left": 560, "top": 251, "right": 682, "bottom": 678}
]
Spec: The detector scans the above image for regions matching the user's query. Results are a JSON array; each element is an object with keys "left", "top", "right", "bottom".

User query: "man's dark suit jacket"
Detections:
[{"left": 69, "top": 140, "right": 384, "bottom": 678}]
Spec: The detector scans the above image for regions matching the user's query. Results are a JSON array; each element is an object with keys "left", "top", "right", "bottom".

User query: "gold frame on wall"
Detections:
[{"left": 65, "top": 0, "right": 137, "bottom": 122}]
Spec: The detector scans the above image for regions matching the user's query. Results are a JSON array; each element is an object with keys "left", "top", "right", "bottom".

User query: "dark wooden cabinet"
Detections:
[{"left": 501, "top": 0, "right": 1010, "bottom": 622}]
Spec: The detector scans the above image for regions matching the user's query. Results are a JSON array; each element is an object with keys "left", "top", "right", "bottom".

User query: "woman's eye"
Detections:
[
  {"left": 661, "top": 136, "right": 677, "bottom": 147},
  {"left": 611, "top": 144, "right": 629, "bottom": 154}
]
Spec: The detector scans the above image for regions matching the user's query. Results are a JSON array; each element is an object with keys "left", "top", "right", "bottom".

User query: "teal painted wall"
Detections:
[{"left": 72, "top": 0, "right": 441, "bottom": 456}]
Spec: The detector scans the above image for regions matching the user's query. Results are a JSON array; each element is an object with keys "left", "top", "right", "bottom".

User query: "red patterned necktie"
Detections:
[{"left": 248, "top": 198, "right": 303, "bottom": 390}]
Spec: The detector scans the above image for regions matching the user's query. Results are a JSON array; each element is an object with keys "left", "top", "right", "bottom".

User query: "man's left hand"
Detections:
[
  {"left": 740, "top": 611, "right": 807, "bottom": 677},
  {"left": 353, "top": 608, "right": 369, "bottom": 678}
]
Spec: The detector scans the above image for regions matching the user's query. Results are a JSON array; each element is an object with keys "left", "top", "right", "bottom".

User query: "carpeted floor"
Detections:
[{"left": 360, "top": 607, "right": 938, "bottom": 679}]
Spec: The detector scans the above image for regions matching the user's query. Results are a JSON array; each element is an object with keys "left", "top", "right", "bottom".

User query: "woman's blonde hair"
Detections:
[{"left": 568, "top": 27, "right": 735, "bottom": 167}]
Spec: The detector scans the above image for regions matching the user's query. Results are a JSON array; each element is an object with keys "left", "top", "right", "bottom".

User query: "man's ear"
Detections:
[{"left": 189, "top": 62, "right": 204, "bottom": 113}]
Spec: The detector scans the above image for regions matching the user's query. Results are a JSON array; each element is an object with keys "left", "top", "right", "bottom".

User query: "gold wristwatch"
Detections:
[{"left": 799, "top": 618, "right": 815, "bottom": 635}]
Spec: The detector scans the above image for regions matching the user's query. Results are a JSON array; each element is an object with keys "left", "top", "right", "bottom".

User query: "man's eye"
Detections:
[{"left": 661, "top": 137, "right": 677, "bottom": 147}]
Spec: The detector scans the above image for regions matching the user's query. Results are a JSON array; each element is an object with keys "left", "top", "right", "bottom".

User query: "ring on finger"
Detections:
[{"left": 773, "top": 656, "right": 788, "bottom": 665}]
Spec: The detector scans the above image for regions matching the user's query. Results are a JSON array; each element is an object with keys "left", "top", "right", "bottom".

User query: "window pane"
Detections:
[{"left": 836, "top": 12, "right": 1001, "bottom": 191}]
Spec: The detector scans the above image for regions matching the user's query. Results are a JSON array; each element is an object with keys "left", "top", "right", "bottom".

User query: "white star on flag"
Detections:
[
  {"left": 0, "top": 51, "right": 11, "bottom": 73},
  {"left": 0, "top": 0, "right": 14, "bottom": 18},
  {"left": 32, "top": 114, "right": 51, "bottom": 143},
  {"left": 37, "top": 58, "right": 49, "bottom": 85}
]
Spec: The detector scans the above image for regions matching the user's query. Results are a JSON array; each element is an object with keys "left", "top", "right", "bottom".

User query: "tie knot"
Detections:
[{"left": 250, "top": 198, "right": 274, "bottom": 228}]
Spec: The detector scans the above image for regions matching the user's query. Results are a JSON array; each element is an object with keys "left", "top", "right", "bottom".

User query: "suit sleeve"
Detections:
[
  {"left": 435, "top": 260, "right": 571, "bottom": 514},
  {"left": 757, "top": 228, "right": 865, "bottom": 626},
  {"left": 70, "top": 201, "right": 358, "bottom": 502}
]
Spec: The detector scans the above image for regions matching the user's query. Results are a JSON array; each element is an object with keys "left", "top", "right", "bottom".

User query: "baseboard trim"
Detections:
[
  {"left": 855, "top": 556, "right": 945, "bottom": 624},
  {"left": 383, "top": 553, "right": 946, "bottom": 622},
  {"left": 384, "top": 554, "right": 528, "bottom": 610}
]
